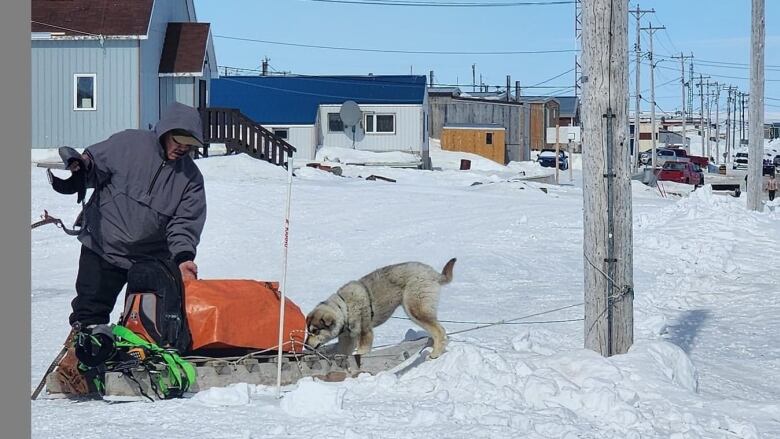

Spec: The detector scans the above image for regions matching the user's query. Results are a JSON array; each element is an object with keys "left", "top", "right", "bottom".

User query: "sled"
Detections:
[{"left": 41, "top": 335, "right": 431, "bottom": 401}]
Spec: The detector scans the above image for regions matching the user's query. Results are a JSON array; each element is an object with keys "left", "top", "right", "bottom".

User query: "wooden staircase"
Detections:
[
  {"left": 197, "top": 81, "right": 296, "bottom": 168},
  {"left": 200, "top": 107, "right": 296, "bottom": 168}
]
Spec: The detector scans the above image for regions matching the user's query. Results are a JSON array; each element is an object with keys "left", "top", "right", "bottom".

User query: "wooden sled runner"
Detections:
[{"left": 42, "top": 336, "right": 432, "bottom": 401}]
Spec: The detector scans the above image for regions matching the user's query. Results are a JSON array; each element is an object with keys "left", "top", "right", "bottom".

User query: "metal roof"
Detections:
[{"left": 210, "top": 75, "right": 427, "bottom": 125}]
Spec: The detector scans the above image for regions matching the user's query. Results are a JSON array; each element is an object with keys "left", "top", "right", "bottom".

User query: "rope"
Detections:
[{"left": 419, "top": 303, "right": 584, "bottom": 337}]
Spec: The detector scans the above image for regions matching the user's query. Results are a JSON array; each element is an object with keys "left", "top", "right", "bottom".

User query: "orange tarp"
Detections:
[{"left": 184, "top": 279, "right": 306, "bottom": 353}]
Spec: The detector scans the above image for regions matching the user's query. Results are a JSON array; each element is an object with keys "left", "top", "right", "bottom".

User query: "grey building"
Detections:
[
  {"left": 31, "top": 0, "right": 218, "bottom": 149},
  {"left": 428, "top": 87, "right": 530, "bottom": 162}
]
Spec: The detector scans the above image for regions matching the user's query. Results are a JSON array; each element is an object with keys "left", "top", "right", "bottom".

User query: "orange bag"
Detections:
[{"left": 183, "top": 279, "right": 306, "bottom": 353}]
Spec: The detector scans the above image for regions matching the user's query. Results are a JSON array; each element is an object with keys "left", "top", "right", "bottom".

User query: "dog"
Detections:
[{"left": 305, "top": 258, "right": 456, "bottom": 359}]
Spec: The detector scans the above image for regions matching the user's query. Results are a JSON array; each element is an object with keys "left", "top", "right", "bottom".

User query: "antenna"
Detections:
[{"left": 339, "top": 100, "right": 362, "bottom": 149}]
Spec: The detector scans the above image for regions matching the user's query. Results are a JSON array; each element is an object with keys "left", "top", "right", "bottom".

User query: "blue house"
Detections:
[
  {"left": 31, "top": 0, "right": 218, "bottom": 149},
  {"left": 210, "top": 75, "right": 429, "bottom": 165}
]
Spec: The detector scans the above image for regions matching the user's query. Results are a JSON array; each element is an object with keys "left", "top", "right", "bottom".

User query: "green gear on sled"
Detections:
[
  {"left": 110, "top": 325, "right": 196, "bottom": 398},
  {"left": 73, "top": 324, "right": 195, "bottom": 400}
]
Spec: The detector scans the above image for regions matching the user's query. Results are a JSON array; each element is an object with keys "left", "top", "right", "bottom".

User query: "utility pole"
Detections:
[
  {"left": 725, "top": 87, "right": 733, "bottom": 163},
  {"left": 739, "top": 92, "right": 746, "bottom": 144},
  {"left": 748, "top": 0, "right": 765, "bottom": 211},
  {"left": 429, "top": 70, "right": 434, "bottom": 87},
  {"left": 506, "top": 75, "right": 511, "bottom": 102},
  {"left": 630, "top": 5, "right": 654, "bottom": 170},
  {"left": 705, "top": 80, "right": 712, "bottom": 159},
  {"left": 472, "top": 64, "right": 476, "bottom": 92},
  {"left": 574, "top": 0, "right": 583, "bottom": 98},
  {"left": 261, "top": 57, "right": 270, "bottom": 76},
  {"left": 673, "top": 52, "right": 694, "bottom": 151},
  {"left": 641, "top": 22, "right": 665, "bottom": 170},
  {"left": 731, "top": 89, "right": 742, "bottom": 153},
  {"left": 713, "top": 83, "right": 722, "bottom": 164},
  {"left": 582, "top": 0, "right": 633, "bottom": 357},
  {"left": 696, "top": 74, "right": 710, "bottom": 157}
]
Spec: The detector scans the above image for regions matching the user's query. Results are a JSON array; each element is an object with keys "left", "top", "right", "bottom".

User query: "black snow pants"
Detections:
[{"left": 69, "top": 246, "right": 128, "bottom": 327}]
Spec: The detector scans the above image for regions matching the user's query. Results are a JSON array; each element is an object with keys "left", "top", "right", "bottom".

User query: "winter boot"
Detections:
[{"left": 53, "top": 327, "right": 90, "bottom": 395}]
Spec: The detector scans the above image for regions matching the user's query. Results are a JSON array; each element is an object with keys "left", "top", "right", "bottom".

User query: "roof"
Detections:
[
  {"left": 518, "top": 95, "right": 559, "bottom": 104},
  {"left": 428, "top": 86, "right": 462, "bottom": 97},
  {"left": 444, "top": 123, "right": 505, "bottom": 130},
  {"left": 31, "top": 0, "right": 154, "bottom": 37},
  {"left": 159, "top": 23, "right": 210, "bottom": 75},
  {"left": 552, "top": 96, "right": 579, "bottom": 118},
  {"left": 210, "top": 75, "right": 427, "bottom": 125}
]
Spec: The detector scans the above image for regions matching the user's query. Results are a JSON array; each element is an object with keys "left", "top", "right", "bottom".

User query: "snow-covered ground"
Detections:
[{"left": 31, "top": 142, "right": 780, "bottom": 438}]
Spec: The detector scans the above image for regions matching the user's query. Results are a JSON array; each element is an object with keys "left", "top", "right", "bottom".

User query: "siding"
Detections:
[
  {"left": 31, "top": 39, "right": 139, "bottom": 148},
  {"left": 139, "top": 0, "right": 191, "bottom": 129},
  {"left": 441, "top": 127, "right": 506, "bottom": 164},
  {"left": 159, "top": 76, "right": 196, "bottom": 110},
  {"left": 317, "top": 104, "right": 424, "bottom": 154},
  {"left": 261, "top": 125, "right": 316, "bottom": 161},
  {"left": 429, "top": 96, "right": 528, "bottom": 162}
]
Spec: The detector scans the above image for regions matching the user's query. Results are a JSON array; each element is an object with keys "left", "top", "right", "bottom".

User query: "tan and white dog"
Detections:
[{"left": 305, "top": 258, "right": 456, "bottom": 359}]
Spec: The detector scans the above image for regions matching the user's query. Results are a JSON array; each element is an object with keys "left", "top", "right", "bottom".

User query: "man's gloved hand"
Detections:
[
  {"left": 179, "top": 260, "right": 198, "bottom": 281},
  {"left": 48, "top": 146, "right": 90, "bottom": 204}
]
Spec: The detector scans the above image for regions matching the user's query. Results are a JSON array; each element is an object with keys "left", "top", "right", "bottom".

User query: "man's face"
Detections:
[{"left": 164, "top": 133, "right": 194, "bottom": 161}]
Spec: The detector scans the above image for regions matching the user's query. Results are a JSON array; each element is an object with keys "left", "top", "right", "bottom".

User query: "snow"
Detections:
[{"left": 30, "top": 141, "right": 780, "bottom": 438}]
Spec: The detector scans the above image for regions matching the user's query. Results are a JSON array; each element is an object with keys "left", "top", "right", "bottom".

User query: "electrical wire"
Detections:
[
  {"left": 299, "top": 0, "right": 575, "bottom": 6},
  {"left": 213, "top": 34, "right": 577, "bottom": 55}
]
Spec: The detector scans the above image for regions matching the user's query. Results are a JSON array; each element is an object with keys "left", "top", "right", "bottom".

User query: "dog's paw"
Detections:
[{"left": 355, "top": 346, "right": 371, "bottom": 356}]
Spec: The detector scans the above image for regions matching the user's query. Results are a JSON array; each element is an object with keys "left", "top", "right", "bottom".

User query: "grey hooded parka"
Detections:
[{"left": 77, "top": 103, "right": 207, "bottom": 270}]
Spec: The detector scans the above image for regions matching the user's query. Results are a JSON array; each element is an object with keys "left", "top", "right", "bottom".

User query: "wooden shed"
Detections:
[{"left": 441, "top": 124, "right": 506, "bottom": 164}]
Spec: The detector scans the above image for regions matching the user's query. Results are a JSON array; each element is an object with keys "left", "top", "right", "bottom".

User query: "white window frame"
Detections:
[
  {"left": 73, "top": 73, "right": 97, "bottom": 111},
  {"left": 364, "top": 113, "right": 395, "bottom": 135}
]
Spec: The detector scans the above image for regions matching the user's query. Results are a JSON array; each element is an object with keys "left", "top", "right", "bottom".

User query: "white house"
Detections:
[{"left": 209, "top": 75, "right": 430, "bottom": 167}]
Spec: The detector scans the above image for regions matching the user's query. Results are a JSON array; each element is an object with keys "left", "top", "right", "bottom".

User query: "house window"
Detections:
[
  {"left": 486, "top": 132, "right": 493, "bottom": 145},
  {"left": 328, "top": 113, "right": 344, "bottom": 132},
  {"left": 74, "top": 74, "right": 96, "bottom": 110},
  {"left": 365, "top": 113, "right": 395, "bottom": 134},
  {"left": 273, "top": 128, "right": 289, "bottom": 140}
]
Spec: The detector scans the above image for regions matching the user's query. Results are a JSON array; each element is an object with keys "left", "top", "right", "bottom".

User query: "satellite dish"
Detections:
[
  {"left": 339, "top": 100, "right": 362, "bottom": 127},
  {"left": 339, "top": 101, "right": 362, "bottom": 148}
]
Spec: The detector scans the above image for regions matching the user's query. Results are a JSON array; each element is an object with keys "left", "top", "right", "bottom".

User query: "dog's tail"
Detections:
[{"left": 439, "top": 257, "right": 457, "bottom": 285}]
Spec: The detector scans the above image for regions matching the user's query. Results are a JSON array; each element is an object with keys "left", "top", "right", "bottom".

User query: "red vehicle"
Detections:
[
  {"left": 656, "top": 161, "right": 702, "bottom": 186},
  {"left": 667, "top": 147, "right": 709, "bottom": 168}
]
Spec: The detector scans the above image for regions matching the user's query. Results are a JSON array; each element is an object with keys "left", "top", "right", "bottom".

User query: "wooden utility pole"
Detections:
[
  {"left": 705, "top": 80, "right": 712, "bottom": 159},
  {"left": 672, "top": 52, "right": 694, "bottom": 151},
  {"left": 582, "top": 0, "right": 633, "bottom": 356},
  {"left": 748, "top": 0, "right": 765, "bottom": 211},
  {"left": 726, "top": 87, "right": 734, "bottom": 163},
  {"left": 696, "top": 74, "right": 710, "bottom": 157},
  {"left": 713, "top": 83, "right": 722, "bottom": 164},
  {"left": 641, "top": 23, "right": 665, "bottom": 170},
  {"left": 630, "top": 5, "right": 654, "bottom": 170}
]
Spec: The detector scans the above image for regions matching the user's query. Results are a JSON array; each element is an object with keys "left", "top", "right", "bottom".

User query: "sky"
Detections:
[{"left": 194, "top": 0, "right": 780, "bottom": 122}]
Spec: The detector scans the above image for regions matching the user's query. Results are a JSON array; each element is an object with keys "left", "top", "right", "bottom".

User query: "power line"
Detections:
[
  {"left": 525, "top": 68, "right": 575, "bottom": 88},
  {"left": 217, "top": 65, "right": 572, "bottom": 89},
  {"left": 299, "top": 0, "right": 574, "bottom": 6},
  {"left": 214, "top": 34, "right": 576, "bottom": 55}
]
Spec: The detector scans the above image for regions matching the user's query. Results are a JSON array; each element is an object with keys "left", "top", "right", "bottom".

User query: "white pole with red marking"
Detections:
[{"left": 276, "top": 154, "right": 294, "bottom": 399}]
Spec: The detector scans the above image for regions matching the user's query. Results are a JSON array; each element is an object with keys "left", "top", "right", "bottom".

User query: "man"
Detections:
[
  {"left": 51, "top": 102, "right": 207, "bottom": 394},
  {"left": 766, "top": 173, "right": 778, "bottom": 201}
]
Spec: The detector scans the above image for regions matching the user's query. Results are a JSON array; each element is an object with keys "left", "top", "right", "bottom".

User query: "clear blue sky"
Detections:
[{"left": 194, "top": 0, "right": 780, "bottom": 121}]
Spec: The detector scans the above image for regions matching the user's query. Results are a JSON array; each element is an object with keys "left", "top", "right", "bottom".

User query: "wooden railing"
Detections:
[{"left": 199, "top": 107, "right": 296, "bottom": 168}]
